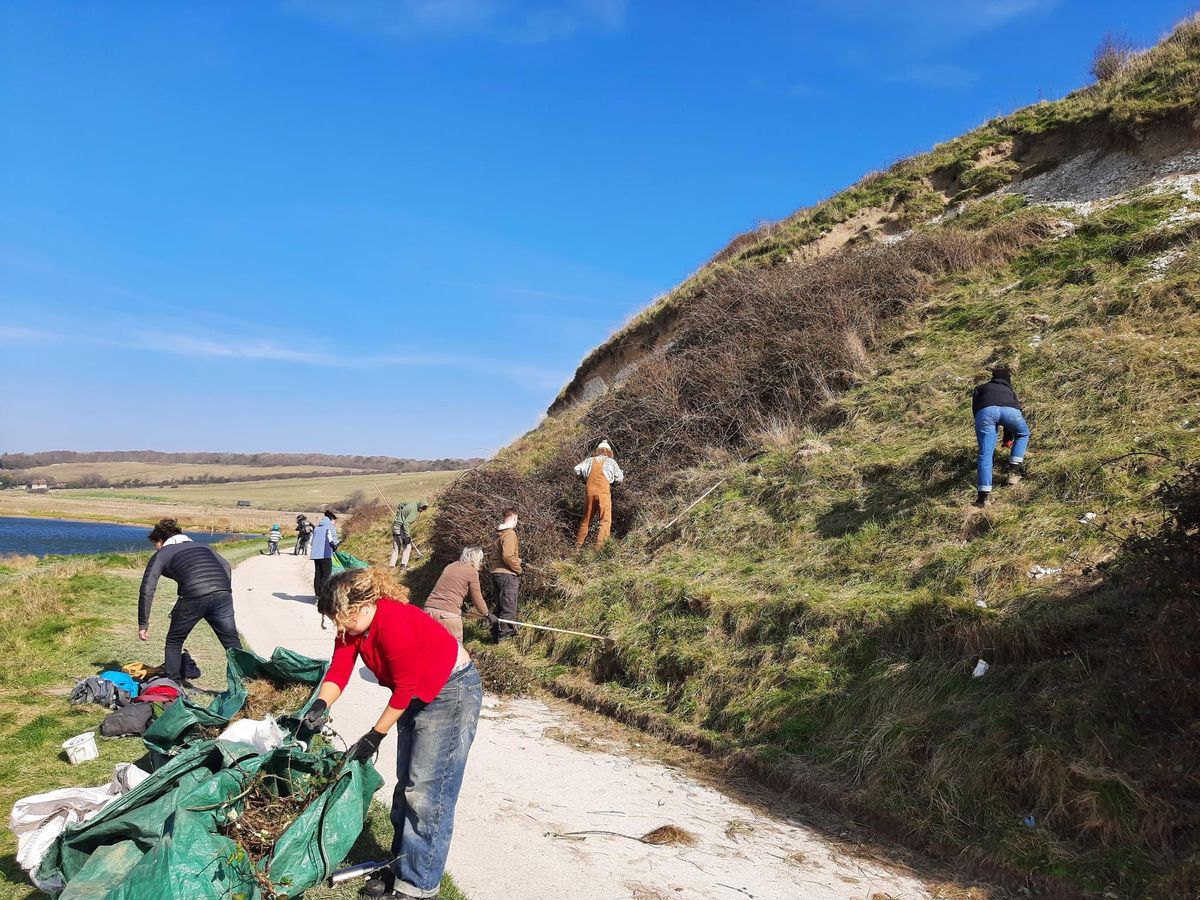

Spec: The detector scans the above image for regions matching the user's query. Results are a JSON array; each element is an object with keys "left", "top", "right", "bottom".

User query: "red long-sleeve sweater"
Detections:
[{"left": 325, "top": 598, "right": 458, "bottom": 709}]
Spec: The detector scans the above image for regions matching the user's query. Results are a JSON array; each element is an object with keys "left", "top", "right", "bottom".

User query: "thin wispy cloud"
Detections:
[
  {"left": 823, "top": 0, "right": 1056, "bottom": 90},
  {"left": 433, "top": 278, "right": 616, "bottom": 305},
  {"left": 0, "top": 324, "right": 58, "bottom": 341},
  {"left": 822, "top": 0, "right": 1056, "bottom": 41},
  {"left": 0, "top": 322, "right": 565, "bottom": 392},
  {"left": 141, "top": 332, "right": 320, "bottom": 363},
  {"left": 287, "top": 0, "right": 626, "bottom": 43},
  {"left": 885, "top": 62, "right": 980, "bottom": 89}
]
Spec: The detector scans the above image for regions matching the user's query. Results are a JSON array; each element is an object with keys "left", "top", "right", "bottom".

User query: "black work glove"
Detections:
[
  {"left": 486, "top": 612, "right": 499, "bottom": 627},
  {"left": 300, "top": 699, "right": 328, "bottom": 731},
  {"left": 348, "top": 728, "right": 386, "bottom": 761}
]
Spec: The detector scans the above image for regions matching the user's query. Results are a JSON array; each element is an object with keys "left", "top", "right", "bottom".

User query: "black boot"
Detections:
[
  {"left": 1005, "top": 461, "right": 1024, "bottom": 485},
  {"left": 360, "top": 868, "right": 394, "bottom": 898},
  {"left": 974, "top": 490, "right": 990, "bottom": 508}
]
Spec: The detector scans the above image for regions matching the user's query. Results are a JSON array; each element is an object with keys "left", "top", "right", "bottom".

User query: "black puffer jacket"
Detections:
[
  {"left": 972, "top": 373, "right": 1022, "bottom": 414},
  {"left": 138, "top": 539, "right": 232, "bottom": 629}
]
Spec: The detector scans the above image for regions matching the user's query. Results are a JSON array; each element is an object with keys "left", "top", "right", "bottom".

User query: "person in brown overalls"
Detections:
[{"left": 574, "top": 440, "right": 625, "bottom": 548}]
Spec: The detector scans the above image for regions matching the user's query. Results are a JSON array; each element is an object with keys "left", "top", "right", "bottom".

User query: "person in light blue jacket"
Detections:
[{"left": 310, "top": 510, "right": 339, "bottom": 598}]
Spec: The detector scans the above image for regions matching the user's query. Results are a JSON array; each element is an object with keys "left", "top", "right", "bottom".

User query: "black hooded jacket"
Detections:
[
  {"left": 972, "top": 374, "right": 1022, "bottom": 414},
  {"left": 138, "top": 539, "right": 232, "bottom": 629}
]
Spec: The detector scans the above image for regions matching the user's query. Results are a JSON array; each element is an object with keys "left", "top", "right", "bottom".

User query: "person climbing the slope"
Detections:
[
  {"left": 389, "top": 499, "right": 428, "bottom": 571},
  {"left": 311, "top": 509, "right": 339, "bottom": 598},
  {"left": 574, "top": 439, "right": 625, "bottom": 548},
  {"left": 424, "top": 546, "right": 496, "bottom": 642},
  {"left": 972, "top": 366, "right": 1031, "bottom": 507},
  {"left": 137, "top": 518, "right": 242, "bottom": 684},
  {"left": 489, "top": 508, "right": 522, "bottom": 643},
  {"left": 304, "top": 567, "right": 482, "bottom": 900}
]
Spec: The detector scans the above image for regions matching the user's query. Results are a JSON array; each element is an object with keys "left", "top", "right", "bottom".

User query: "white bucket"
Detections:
[{"left": 62, "top": 731, "right": 99, "bottom": 765}]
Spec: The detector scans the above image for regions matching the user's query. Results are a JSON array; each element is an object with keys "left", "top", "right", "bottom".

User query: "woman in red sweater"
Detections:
[{"left": 305, "top": 567, "right": 482, "bottom": 899}]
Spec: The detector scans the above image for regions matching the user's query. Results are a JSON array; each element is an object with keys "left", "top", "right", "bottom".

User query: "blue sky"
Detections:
[{"left": 1, "top": 0, "right": 1194, "bottom": 458}]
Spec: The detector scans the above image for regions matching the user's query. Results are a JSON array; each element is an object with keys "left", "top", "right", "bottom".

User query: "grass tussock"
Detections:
[
  {"left": 468, "top": 643, "right": 534, "bottom": 696},
  {"left": 241, "top": 677, "right": 316, "bottom": 721}
]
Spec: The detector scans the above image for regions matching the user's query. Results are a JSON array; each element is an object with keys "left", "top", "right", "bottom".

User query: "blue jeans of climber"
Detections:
[
  {"left": 389, "top": 663, "right": 483, "bottom": 897},
  {"left": 975, "top": 405, "right": 1031, "bottom": 492}
]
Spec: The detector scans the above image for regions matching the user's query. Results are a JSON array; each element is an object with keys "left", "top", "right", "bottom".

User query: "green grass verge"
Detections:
[{"left": 0, "top": 544, "right": 466, "bottom": 899}]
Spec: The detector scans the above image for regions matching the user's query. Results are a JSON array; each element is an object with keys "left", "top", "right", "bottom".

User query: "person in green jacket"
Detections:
[{"left": 390, "top": 499, "right": 428, "bottom": 570}]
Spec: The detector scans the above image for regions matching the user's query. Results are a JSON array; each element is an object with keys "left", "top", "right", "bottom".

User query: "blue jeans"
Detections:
[
  {"left": 390, "top": 662, "right": 483, "bottom": 897},
  {"left": 975, "top": 406, "right": 1030, "bottom": 491}
]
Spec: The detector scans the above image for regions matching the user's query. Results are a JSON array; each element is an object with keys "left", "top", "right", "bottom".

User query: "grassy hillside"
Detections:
[
  {"left": 403, "top": 20, "right": 1200, "bottom": 899},
  {"left": 0, "top": 549, "right": 466, "bottom": 900}
]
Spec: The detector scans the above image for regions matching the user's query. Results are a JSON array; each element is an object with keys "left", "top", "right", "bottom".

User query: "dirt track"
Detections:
[{"left": 233, "top": 553, "right": 941, "bottom": 900}]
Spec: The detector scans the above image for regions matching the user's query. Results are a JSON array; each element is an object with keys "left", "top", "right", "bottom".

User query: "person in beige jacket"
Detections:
[
  {"left": 424, "top": 547, "right": 496, "bottom": 642},
  {"left": 488, "top": 508, "right": 521, "bottom": 642}
]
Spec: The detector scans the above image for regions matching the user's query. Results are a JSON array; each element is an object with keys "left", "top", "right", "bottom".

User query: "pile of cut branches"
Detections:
[{"left": 222, "top": 766, "right": 334, "bottom": 897}]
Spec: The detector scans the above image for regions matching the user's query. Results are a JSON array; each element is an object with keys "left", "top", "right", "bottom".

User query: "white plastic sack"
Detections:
[
  {"left": 9, "top": 762, "right": 149, "bottom": 891},
  {"left": 216, "top": 715, "right": 285, "bottom": 754}
]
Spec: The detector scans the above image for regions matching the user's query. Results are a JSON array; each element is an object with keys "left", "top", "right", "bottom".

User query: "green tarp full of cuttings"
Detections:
[
  {"left": 37, "top": 741, "right": 258, "bottom": 894},
  {"left": 39, "top": 739, "right": 383, "bottom": 899},
  {"left": 143, "top": 646, "right": 327, "bottom": 757}
]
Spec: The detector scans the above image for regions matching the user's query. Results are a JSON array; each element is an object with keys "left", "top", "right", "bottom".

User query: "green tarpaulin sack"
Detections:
[
  {"left": 40, "top": 740, "right": 382, "bottom": 900},
  {"left": 331, "top": 550, "right": 370, "bottom": 574},
  {"left": 143, "top": 647, "right": 327, "bottom": 758},
  {"left": 37, "top": 741, "right": 259, "bottom": 894}
]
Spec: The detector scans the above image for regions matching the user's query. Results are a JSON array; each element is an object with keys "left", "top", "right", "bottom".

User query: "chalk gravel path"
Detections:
[{"left": 233, "top": 554, "right": 934, "bottom": 900}]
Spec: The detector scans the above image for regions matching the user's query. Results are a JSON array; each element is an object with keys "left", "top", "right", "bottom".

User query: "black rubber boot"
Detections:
[
  {"left": 974, "top": 490, "right": 991, "bottom": 508},
  {"left": 360, "top": 869, "right": 394, "bottom": 898}
]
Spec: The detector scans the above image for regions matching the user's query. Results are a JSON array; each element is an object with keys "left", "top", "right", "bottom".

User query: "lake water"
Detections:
[{"left": 0, "top": 516, "right": 248, "bottom": 558}]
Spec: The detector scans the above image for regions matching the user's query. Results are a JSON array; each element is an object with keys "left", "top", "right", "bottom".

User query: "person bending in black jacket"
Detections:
[{"left": 137, "top": 518, "right": 243, "bottom": 683}]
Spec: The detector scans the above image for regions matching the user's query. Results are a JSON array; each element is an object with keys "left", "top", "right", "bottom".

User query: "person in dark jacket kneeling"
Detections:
[
  {"left": 971, "top": 367, "right": 1031, "bottom": 507},
  {"left": 303, "top": 567, "right": 482, "bottom": 899}
]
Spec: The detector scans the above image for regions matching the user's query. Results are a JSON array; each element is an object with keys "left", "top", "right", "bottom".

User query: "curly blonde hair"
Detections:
[{"left": 317, "top": 566, "right": 409, "bottom": 634}]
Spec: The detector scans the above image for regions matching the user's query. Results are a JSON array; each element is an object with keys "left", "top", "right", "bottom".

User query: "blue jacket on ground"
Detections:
[{"left": 310, "top": 516, "right": 338, "bottom": 560}]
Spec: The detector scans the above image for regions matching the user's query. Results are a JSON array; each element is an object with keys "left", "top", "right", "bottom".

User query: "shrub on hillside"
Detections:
[
  {"left": 328, "top": 490, "right": 368, "bottom": 514},
  {"left": 340, "top": 499, "right": 391, "bottom": 537},
  {"left": 1092, "top": 33, "right": 1136, "bottom": 83},
  {"left": 433, "top": 467, "right": 572, "bottom": 593}
]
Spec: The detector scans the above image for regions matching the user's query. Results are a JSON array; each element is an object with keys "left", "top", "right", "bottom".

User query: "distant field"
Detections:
[
  {"left": 0, "top": 470, "right": 463, "bottom": 529},
  {"left": 73, "top": 469, "right": 462, "bottom": 509},
  {"left": 10, "top": 461, "right": 367, "bottom": 485}
]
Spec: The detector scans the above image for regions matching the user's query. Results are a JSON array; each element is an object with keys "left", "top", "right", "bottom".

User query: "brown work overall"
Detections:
[{"left": 576, "top": 456, "right": 613, "bottom": 547}]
